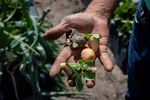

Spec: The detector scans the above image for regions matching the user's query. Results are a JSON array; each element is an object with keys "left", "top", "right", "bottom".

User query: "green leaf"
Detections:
[
  {"left": 78, "top": 59, "right": 84, "bottom": 65},
  {"left": 4, "top": 7, "right": 17, "bottom": 22},
  {"left": 67, "top": 63, "right": 81, "bottom": 71},
  {"left": 10, "top": 39, "right": 20, "bottom": 48},
  {"left": 84, "top": 70, "right": 95, "bottom": 80},
  {"left": 84, "top": 60, "right": 93, "bottom": 68},
  {"left": 92, "top": 34, "right": 101, "bottom": 40},
  {"left": 75, "top": 63, "right": 81, "bottom": 70},
  {"left": 0, "top": 22, "right": 4, "bottom": 28},
  {"left": 36, "top": 44, "right": 46, "bottom": 61},
  {"left": 67, "top": 63, "right": 76, "bottom": 68},
  {"left": 84, "top": 34, "right": 92, "bottom": 38},
  {"left": 75, "top": 75, "right": 84, "bottom": 91}
]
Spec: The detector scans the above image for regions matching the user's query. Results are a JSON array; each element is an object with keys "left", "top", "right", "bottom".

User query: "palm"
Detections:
[{"left": 42, "top": 13, "right": 113, "bottom": 77}]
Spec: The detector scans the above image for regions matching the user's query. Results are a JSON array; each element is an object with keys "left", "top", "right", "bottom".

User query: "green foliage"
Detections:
[
  {"left": 67, "top": 60, "right": 95, "bottom": 91},
  {"left": 0, "top": 0, "right": 68, "bottom": 99},
  {"left": 84, "top": 33, "right": 101, "bottom": 39},
  {"left": 112, "top": 0, "right": 138, "bottom": 47}
]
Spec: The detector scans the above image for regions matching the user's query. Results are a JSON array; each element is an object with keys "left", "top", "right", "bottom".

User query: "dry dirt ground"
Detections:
[{"left": 36, "top": 0, "right": 127, "bottom": 100}]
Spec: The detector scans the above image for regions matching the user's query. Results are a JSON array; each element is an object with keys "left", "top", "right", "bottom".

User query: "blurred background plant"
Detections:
[
  {"left": 111, "top": 0, "right": 138, "bottom": 47},
  {"left": 0, "top": 0, "right": 77, "bottom": 100},
  {"left": 109, "top": 0, "right": 138, "bottom": 74}
]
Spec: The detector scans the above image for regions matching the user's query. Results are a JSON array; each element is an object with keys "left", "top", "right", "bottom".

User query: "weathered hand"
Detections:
[{"left": 42, "top": 12, "right": 113, "bottom": 87}]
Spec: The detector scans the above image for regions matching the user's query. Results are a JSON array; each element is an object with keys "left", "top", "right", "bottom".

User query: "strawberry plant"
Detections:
[{"left": 60, "top": 33, "right": 101, "bottom": 91}]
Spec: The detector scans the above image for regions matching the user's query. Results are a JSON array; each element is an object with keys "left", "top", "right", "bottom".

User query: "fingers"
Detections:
[
  {"left": 98, "top": 45, "right": 114, "bottom": 72},
  {"left": 42, "top": 21, "right": 71, "bottom": 40},
  {"left": 42, "top": 13, "right": 95, "bottom": 40},
  {"left": 50, "top": 47, "right": 72, "bottom": 77},
  {"left": 91, "top": 20, "right": 113, "bottom": 72},
  {"left": 42, "top": 13, "right": 87, "bottom": 40}
]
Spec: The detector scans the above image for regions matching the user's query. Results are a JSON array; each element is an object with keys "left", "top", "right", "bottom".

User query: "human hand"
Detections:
[{"left": 42, "top": 12, "right": 114, "bottom": 87}]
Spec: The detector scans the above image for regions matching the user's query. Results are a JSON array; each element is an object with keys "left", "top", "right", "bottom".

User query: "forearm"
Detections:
[{"left": 85, "top": 0, "right": 119, "bottom": 22}]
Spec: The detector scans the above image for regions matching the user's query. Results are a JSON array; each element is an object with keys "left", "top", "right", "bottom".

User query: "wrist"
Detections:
[
  {"left": 84, "top": 11, "right": 109, "bottom": 26},
  {"left": 84, "top": 0, "right": 118, "bottom": 23},
  {"left": 85, "top": 8, "right": 111, "bottom": 23}
]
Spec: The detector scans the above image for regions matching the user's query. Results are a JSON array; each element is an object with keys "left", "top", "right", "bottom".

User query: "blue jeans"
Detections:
[{"left": 125, "top": 0, "right": 150, "bottom": 100}]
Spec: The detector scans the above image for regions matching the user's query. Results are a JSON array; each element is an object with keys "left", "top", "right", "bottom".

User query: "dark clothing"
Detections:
[{"left": 126, "top": 0, "right": 150, "bottom": 99}]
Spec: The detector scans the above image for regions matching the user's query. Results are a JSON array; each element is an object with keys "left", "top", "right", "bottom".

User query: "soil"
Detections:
[{"left": 35, "top": 0, "right": 127, "bottom": 100}]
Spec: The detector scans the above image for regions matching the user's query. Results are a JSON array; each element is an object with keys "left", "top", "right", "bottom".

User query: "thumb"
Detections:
[{"left": 42, "top": 20, "right": 71, "bottom": 40}]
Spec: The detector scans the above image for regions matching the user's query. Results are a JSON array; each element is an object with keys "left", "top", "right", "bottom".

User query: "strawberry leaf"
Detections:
[
  {"left": 75, "top": 63, "right": 81, "bottom": 70},
  {"left": 84, "top": 60, "right": 93, "bottom": 68},
  {"left": 84, "top": 70, "right": 95, "bottom": 80},
  {"left": 67, "top": 63, "right": 76, "bottom": 68},
  {"left": 92, "top": 34, "right": 101, "bottom": 40},
  {"left": 75, "top": 75, "right": 84, "bottom": 91},
  {"left": 84, "top": 34, "right": 93, "bottom": 38},
  {"left": 79, "top": 59, "right": 84, "bottom": 66}
]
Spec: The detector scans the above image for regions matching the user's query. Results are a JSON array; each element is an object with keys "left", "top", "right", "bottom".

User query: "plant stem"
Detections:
[
  {"left": 2, "top": 0, "right": 7, "bottom": 29},
  {"left": 4, "top": 31, "right": 39, "bottom": 55},
  {"left": 37, "top": 8, "right": 51, "bottom": 30},
  {"left": 41, "top": 91, "right": 93, "bottom": 97}
]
